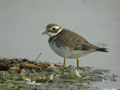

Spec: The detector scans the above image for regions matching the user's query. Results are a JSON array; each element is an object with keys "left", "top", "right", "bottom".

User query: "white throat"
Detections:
[{"left": 48, "top": 28, "right": 63, "bottom": 38}]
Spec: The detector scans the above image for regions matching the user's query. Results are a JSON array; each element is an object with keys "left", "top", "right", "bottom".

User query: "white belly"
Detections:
[{"left": 49, "top": 41, "right": 95, "bottom": 58}]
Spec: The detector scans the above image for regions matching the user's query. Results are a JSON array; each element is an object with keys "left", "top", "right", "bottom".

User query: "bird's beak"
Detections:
[{"left": 42, "top": 31, "right": 48, "bottom": 35}]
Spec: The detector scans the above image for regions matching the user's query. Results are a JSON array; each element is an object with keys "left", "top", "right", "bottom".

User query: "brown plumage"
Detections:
[
  {"left": 49, "top": 29, "right": 98, "bottom": 51},
  {"left": 47, "top": 24, "right": 60, "bottom": 29}
]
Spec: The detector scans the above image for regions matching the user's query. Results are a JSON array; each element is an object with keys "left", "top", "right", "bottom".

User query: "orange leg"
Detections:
[
  {"left": 77, "top": 58, "right": 79, "bottom": 70},
  {"left": 62, "top": 58, "right": 66, "bottom": 75}
]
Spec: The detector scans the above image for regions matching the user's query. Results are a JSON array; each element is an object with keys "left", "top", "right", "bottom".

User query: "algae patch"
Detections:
[{"left": 0, "top": 58, "right": 118, "bottom": 90}]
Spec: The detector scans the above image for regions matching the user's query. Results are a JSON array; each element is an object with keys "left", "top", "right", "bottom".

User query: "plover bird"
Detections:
[{"left": 42, "top": 24, "right": 108, "bottom": 74}]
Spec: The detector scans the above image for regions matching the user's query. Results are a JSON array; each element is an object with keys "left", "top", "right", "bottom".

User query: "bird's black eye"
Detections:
[{"left": 52, "top": 28, "right": 56, "bottom": 30}]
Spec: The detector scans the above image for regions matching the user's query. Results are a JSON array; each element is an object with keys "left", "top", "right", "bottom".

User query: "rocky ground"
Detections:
[{"left": 0, "top": 58, "right": 118, "bottom": 90}]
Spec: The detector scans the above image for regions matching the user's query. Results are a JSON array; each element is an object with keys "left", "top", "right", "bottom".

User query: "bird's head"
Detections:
[{"left": 42, "top": 24, "right": 62, "bottom": 37}]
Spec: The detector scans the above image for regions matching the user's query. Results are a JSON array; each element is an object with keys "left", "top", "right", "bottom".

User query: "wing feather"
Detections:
[{"left": 54, "top": 29, "right": 97, "bottom": 50}]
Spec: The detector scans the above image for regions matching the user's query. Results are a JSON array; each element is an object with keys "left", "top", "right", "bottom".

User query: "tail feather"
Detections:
[{"left": 96, "top": 47, "right": 108, "bottom": 52}]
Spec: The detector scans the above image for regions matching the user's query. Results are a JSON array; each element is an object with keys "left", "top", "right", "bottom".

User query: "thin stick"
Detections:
[{"left": 35, "top": 53, "right": 42, "bottom": 62}]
